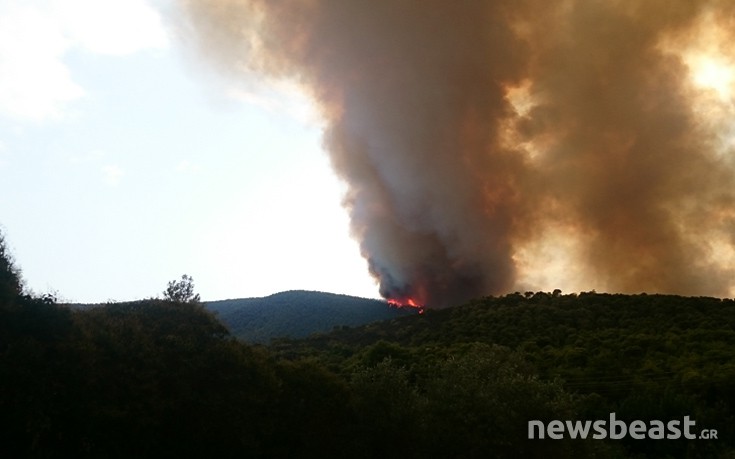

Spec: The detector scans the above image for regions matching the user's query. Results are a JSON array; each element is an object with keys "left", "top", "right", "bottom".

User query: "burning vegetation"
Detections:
[{"left": 386, "top": 296, "right": 425, "bottom": 314}]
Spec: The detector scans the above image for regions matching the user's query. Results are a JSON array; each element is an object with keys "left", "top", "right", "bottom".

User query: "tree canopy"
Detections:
[{"left": 163, "top": 274, "right": 200, "bottom": 303}]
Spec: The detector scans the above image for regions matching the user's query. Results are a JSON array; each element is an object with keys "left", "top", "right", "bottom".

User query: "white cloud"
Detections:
[
  {"left": 102, "top": 164, "right": 124, "bottom": 186},
  {"left": 227, "top": 79, "right": 324, "bottom": 128},
  {"left": 55, "top": 0, "right": 168, "bottom": 56},
  {"left": 67, "top": 149, "right": 105, "bottom": 165},
  {"left": 0, "top": 3, "right": 83, "bottom": 120},
  {"left": 0, "top": 141, "right": 7, "bottom": 169},
  {"left": 0, "top": 0, "right": 169, "bottom": 121},
  {"left": 175, "top": 159, "right": 200, "bottom": 174}
]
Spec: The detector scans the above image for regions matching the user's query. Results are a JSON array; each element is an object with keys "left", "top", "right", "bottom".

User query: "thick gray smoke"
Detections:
[{"left": 177, "top": 0, "right": 735, "bottom": 307}]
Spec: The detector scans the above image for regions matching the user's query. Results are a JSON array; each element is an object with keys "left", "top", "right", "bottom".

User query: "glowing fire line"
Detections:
[{"left": 387, "top": 297, "right": 425, "bottom": 314}]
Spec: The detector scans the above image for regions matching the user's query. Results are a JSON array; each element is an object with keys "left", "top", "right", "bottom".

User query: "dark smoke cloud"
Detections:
[{"left": 176, "top": 0, "right": 735, "bottom": 306}]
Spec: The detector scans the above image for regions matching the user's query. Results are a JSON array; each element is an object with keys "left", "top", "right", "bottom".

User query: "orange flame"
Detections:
[{"left": 387, "top": 296, "right": 425, "bottom": 314}]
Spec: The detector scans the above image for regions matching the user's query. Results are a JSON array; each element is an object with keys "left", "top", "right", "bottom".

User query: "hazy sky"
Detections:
[
  {"left": 3, "top": 1, "right": 735, "bottom": 306},
  {"left": 0, "top": 0, "right": 379, "bottom": 302}
]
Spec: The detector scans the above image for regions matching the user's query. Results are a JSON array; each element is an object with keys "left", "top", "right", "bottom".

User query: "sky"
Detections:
[
  {"left": 3, "top": 1, "right": 735, "bottom": 307},
  {"left": 0, "top": 0, "right": 380, "bottom": 303}
]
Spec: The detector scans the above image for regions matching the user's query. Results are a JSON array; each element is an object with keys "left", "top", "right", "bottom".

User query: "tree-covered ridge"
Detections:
[
  {"left": 0, "top": 302, "right": 598, "bottom": 457},
  {"left": 205, "top": 290, "right": 417, "bottom": 343},
  {"left": 275, "top": 291, "right": 735, "bottom": 457},
  {"left": 2, "top": 229, "right": 734, "bottom": 457},
  {"left": 283, "top": 291, "right": 735, "bottom": 375}
]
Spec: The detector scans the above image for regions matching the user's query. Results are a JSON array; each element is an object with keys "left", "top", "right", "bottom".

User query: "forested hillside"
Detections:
[
  {"left": 206, "top": 290, "right": 416, "bottom": 343},
  {"left": 275, "top": 291, "right": 735, "bottom": 458},
  {"left": 2, "top": 231, "right": 734, "bottom": 457}
]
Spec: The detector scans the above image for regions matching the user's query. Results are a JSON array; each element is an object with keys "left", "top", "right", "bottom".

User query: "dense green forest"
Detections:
[
  {"left": 205, "top": 290, "right": 416, "bottom": 343},
  {"left": 1, "top": 233, "right": 734, "bottom": 457}
]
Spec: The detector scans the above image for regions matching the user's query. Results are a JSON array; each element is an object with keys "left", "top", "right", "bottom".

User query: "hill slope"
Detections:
[
  {"left": 273, "top": 292, "right": 735, "bottom": 457},
  {"left": 278, "top": 291, "right": 735, "bottom": 379},
  {"left": 205, "top": 290, "right": 417, "bottom": 343}
]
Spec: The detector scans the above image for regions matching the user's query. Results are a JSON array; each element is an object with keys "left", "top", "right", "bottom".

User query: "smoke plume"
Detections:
[{"left": 177, "top": 0, "right": 735, "bottom": 307}]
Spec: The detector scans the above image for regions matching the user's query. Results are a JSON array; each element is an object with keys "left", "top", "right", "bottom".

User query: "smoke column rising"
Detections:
[{"left": 177, "top": 0, "right": 735, "bottom": 307}]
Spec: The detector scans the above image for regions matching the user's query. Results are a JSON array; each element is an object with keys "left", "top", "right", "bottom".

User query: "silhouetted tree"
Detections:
[
  {"left": 163, "top": 274, "right": 200, "bottom": 303},
  {"left": 0, "top": 231, "right": 22, "bottom": 305}
]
